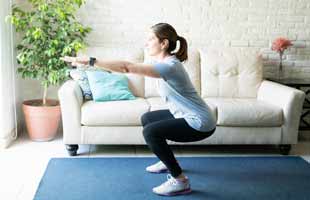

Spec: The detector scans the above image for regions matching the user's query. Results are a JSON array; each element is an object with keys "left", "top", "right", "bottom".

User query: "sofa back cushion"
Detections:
[
  {"left": 78, "top": 47, "right": 145, "bottom": 97},
  {"left": 143, "top": 49, "right": 201, "bottom": 97},
  {"left": 200, "top": 47, "right": 263, "bottom": 98}
]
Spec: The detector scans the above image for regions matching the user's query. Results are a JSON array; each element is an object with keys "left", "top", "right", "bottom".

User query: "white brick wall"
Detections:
[
  {"left": 13, "top": 0, "right": 310, "bottom": 80},
  {"left": 13, "top": 0, "right": 310, "bottom": 136},
  {"left": 74, "top": 0, "right": 310, "bottom": 79}
]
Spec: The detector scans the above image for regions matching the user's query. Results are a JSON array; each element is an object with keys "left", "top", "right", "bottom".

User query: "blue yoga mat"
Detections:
[{"left": 34, "top": 156, "right": 310, "bottom": 200}]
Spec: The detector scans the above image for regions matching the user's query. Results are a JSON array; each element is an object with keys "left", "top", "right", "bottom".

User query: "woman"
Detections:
[{"left": 61, "top": 23, "right": 216, "bottom": 196}]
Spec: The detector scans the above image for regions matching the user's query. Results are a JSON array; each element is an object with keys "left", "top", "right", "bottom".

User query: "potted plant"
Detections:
[{"left": 6, "top": 0, "right": 91, "bottom": 141}]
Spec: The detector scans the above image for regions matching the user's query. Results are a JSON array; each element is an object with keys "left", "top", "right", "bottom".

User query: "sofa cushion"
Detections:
[
  {"left": 144, "top": 49, "right": 201, "bottom": 97},
  {"left": 81, "top": 98, "right": 149, "bottom": 126},
  {"left": 200, "top": 47, "right": 263, "bottom": 98},
  {"left": 69, "top": 67, "right": 94, "bottom": 100},
  {"left": 146, "top": 97, "right": 168, "bottom": 111},
  {"left": 204, "top": 98, "right": 283, "bottom": 127},
  {"left": 78, "top": 47, "right": 145, "bottom": 97},
  {"left": 146, "top": 97, "right": 217, "bottom": 121},
  {"left": 69, "top": 66, "right": 108, "bottom": 100},
  {"left": 86, "top": 70, "right": 136, "bottom": 102},
  {"left": 144, "top": 77, "right": 159, "bottom": 98}
]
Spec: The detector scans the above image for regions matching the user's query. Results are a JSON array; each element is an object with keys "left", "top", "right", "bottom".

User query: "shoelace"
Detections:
[
  {"left": 156, "top": 161, "right": 164, "bottom": 167},
  {"left": 163, "top": 174, "right": 178, "bottom": 186},
  {"left": 151, "top": 161, "right": 166, "bottom": 169}
]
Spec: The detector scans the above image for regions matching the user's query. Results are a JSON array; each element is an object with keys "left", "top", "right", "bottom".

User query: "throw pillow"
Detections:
[
  {"left": 86, "top": 70, "right": 136, "bottom": 102},
  {"left": 69, "top": 66, "right": 105, "bottom": 100}
]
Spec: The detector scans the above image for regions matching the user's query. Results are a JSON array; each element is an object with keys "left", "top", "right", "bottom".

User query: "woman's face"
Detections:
[{"left": 145, "top": 31, "right": 165, "bottom": 57}]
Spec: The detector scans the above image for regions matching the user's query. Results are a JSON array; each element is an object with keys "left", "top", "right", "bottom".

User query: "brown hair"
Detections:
[{"left": 151, "top": 23, "right": 188, "bottom": 62}]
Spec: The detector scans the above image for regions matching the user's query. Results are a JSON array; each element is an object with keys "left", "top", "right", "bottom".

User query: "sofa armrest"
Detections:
[
  {"left": 257, "top": 80, "right": 305, "bottom": 144},
  {"left": 58, "top": 80, "right": 83, "bottom": 144}
]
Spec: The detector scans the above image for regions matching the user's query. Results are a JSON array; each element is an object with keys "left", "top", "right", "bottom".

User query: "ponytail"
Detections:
[{"left": 175, "top": 36, "right": 188, "bottom": 62}]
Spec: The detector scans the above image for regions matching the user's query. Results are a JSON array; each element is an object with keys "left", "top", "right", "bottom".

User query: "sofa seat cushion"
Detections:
[
  {"left": 146, "top": 97, "right": 218, "bottom": 121},
  {"left": 204, "top": 98, "right": 283, "bottom": 127},
  {"left": 146, "top": 97, "right": 168, "bottom": 111},
  {"left": 81, "top": 98, "right": 150, "bottom": 126}
]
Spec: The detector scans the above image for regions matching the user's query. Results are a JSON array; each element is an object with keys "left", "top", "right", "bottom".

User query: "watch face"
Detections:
[{"left": 90, "top": 57, "right": 96, "bottom": 66}]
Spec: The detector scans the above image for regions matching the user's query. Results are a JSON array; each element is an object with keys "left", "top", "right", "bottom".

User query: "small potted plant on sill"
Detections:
[{"left": 6, "top": 0, "right": 91, "bottom": 141}]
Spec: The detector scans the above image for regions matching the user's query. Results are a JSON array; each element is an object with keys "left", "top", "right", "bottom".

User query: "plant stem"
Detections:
[
  {"left": 43, "top": 85, "right": 47, "bottom": 106},
  {"left": 279, "top": 51, "right": 283, "bottom": 71}
]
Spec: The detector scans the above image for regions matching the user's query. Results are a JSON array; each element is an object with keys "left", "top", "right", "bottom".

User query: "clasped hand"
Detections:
[{"left": 60, "top": 56, "right": 89, "bottom": 67}]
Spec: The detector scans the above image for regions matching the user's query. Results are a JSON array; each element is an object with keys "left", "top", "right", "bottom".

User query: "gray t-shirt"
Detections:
[{"left": 152, "top": 55, "right": 216, "bottom": 132}]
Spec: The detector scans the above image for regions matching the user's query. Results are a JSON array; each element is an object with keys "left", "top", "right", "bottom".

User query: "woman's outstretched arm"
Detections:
[{"left": 60, "top": 56, "right": 161, "bottom": 78}]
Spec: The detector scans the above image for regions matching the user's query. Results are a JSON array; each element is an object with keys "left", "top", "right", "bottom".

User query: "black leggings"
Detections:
[{"left": 141, "top": 109, "right": 216, "bottom": 177}]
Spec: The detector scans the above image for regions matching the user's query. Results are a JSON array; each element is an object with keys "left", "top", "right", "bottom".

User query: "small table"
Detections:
[{"left": 267, "top": 78, "right": 310, "bottom": 130}]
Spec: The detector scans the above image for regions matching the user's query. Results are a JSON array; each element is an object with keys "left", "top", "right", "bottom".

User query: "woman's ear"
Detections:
[{"left": 161, "top": 39, "right": 169, "bottom": 50}]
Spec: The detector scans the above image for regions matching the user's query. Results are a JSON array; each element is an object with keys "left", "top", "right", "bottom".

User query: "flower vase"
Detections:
[{"left": 278, "top": 51, "right": 284, "bottom": 80}]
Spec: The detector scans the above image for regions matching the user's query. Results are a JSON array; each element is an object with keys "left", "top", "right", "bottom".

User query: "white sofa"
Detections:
[{"left": 58, "top": 47, "right": 305, "bottom": 156}]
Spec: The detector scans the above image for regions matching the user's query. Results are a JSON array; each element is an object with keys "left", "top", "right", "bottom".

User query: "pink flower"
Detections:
[{"left": 271, "top": 37, "right": 292, "bottom": 53}]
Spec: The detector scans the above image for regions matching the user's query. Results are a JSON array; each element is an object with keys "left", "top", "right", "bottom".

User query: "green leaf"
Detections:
[
  {"left": 32, "top": 27, "right": 43, "bottom": 39},
  {"left": 9, "top": 0, "right": 91, "bottom": 87},
  {"left": 38, "top": 4, "right": 48, "bottom": 12}
]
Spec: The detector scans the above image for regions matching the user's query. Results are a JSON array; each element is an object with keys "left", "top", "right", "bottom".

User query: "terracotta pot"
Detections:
[{"left": 22, "top": 99, "right": 61, "bottom": 141}]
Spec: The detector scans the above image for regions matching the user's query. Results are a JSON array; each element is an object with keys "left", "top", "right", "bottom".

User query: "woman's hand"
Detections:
[{"left": 60, "top": 56, "right": 89, "bottom": 67}]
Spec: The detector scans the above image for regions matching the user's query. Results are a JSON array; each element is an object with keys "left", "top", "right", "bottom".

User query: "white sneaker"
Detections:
[
  {"left": 146, "top": 161, "right": 168, "bottom": 173},
  {"left": 152, "top": 174, "right": 192, "bottom": 196}
]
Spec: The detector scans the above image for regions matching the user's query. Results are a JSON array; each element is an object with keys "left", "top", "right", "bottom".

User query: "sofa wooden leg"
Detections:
[
  {"left": 279, "top": 144, "right": 291, "bottom": 155},
  {"left": 66, "top": 144, "right": 79, "bottom": 156}
]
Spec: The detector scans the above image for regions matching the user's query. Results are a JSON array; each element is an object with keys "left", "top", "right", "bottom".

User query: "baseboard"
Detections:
[
  {"left": 0, "top": 124, "right": 24, "bottom": 149},
  {"left": 0, "top": 137, "right": 14, "bottom": 149},
  {"left": 0, "top": 127, "right": 17, "bottom": 149}
]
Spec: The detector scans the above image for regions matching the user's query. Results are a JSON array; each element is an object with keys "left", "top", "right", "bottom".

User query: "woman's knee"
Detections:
[
  {"left": 203, "top": 127, "right": 216, "bottom": 138},
  {"left": 142, "top": 126, "right": 152, "bottom": 141},
  {"left": 209, "top": 127, "right": 216, "bottom": 136},
  {"left": 142, "top": 125, "right": 160, "bottom": 142},
  {"left": 140, "top": 113, "right": 149, "bottom": 127}
]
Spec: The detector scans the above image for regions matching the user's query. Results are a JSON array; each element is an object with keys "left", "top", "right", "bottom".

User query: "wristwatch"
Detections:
[{"left": 89, "top": 57, "right": 96, "bottom": 67}]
